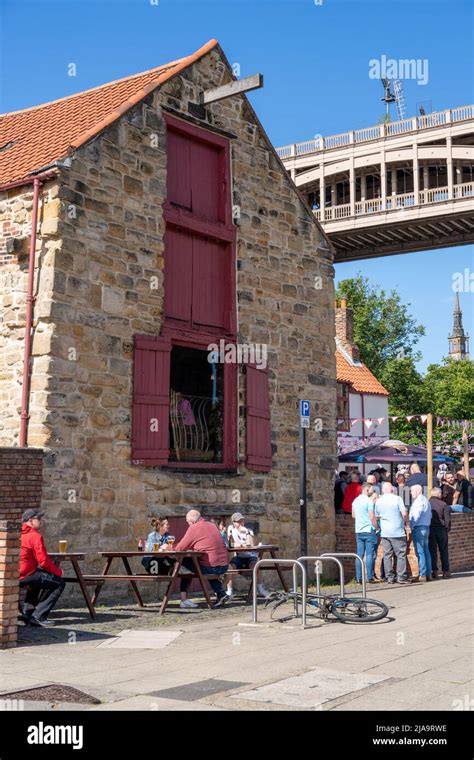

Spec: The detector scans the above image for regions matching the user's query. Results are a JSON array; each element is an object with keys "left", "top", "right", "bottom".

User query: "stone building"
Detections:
[{"left": 0, "top": 39, "right": 336, "bottom": 597}]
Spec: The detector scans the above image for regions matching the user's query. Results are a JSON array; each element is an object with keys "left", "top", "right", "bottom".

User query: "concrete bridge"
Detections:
[{"left": 277, "top": 105, "right": 474, "bottom": 261}]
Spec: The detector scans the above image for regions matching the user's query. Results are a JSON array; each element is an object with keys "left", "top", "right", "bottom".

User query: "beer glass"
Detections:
[{"left": 59, "top": 540, "right": 68, "bottom": 553}]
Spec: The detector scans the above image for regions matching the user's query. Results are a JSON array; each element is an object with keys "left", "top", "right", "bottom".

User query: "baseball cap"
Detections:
[
  {"left": 22, "top": 508, "right": 45, "bottom": 523},
  {"left": 231, "top": 512, "right": 245, "bottom": 522}
]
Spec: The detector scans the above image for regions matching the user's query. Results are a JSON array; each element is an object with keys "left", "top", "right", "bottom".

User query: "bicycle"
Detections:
[{"left": 264, "top": 590, "right": 388, "bottom": 623}]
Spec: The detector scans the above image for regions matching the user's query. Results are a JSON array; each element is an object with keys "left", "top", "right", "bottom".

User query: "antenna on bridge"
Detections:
[
  {"left": 380, "top": 78, "right": 396, "bottom": 121},
  {"left": 393, "top": 80, "right": 407, "bottom": 120}
]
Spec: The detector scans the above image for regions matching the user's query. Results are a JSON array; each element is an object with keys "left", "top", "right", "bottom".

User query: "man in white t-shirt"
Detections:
[{"left": 225, "top": 513, "right": 270, "bottom": 598}]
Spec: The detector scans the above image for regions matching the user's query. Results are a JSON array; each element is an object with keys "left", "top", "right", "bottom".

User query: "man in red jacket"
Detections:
[
  {"left": 342, "top": 472, "right": 362, "bottom": 514},
  {"left": 19, "top": 509, "right": 65, "bottom": 627}
]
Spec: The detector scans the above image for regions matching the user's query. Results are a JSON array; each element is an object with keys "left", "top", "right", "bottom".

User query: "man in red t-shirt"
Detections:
[
  {"left": 342, "top": 472, "right": 362, "bottom": 513},
  {"left": 19, "top": 509, "right": 65, "bottom": 627}
]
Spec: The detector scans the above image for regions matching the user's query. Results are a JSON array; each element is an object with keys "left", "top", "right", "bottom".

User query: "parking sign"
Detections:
[{"left": 300, "top": 399, "right": 310, "bottom": 428}]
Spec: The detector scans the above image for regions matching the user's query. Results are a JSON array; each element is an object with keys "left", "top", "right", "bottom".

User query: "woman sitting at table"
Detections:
[
  {"left": 225, "top": 513, "right": 271, "bottom": 599},
  {"left": 142, "top": 517, "right": 175, "bottom": 576}
]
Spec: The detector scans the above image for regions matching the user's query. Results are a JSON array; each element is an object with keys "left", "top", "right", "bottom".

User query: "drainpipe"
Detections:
[{"left": 19, "top": 178, "right": 41, "bottom": 447}]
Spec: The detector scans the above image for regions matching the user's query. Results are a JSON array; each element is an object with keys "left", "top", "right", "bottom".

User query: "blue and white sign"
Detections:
[{"left": 300, "top": 399, "right": 310, "bottom": 428}]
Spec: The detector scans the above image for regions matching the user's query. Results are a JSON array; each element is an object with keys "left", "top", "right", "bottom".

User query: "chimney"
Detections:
[{"left": 335, "top": 299, "right": 360, "bottom": 361}]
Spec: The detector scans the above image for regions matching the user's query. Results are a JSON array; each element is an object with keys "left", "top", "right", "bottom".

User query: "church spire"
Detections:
[{"left": 448, "top": 293, "right": 470, "bottom": 360}]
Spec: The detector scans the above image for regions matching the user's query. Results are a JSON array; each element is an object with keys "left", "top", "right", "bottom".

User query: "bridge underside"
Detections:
[{"left": 328, "top": 210, "right": 474, "bottom": 262}]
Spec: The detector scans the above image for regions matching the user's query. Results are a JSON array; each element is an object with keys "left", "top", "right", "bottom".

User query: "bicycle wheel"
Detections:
[{"left": 330, "top": 597, "right": 388, "bottom": 623}]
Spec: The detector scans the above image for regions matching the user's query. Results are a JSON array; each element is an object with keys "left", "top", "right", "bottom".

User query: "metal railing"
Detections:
[
  {"left": 252, "top": 559, "right": 307, "bottom": 628},
  {"left": 321, "top": 552, "right": 367, "bottom": 598},
  {"left": 314, "top": 181, "right": 471, "bottom": 223},
  {"left": 298, "top": 555, "right": 345, "bottom": 597},
  {"left": 276, "top": 105, "right": 474, "bottom": 159}
]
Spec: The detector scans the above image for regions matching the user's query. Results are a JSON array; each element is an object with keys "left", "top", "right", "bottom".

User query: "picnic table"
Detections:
[
  {"left": 84, "top": 550, "right": 213, "bottom": 615},
  {"left": 49, "top": 552, "right": 96, "bottom": 619},
  {"left": 81, "top": 544, "right": 288, "bottom": 614},
  {"left": 227, "top": 544, "right": 289, "bottom": 598}
]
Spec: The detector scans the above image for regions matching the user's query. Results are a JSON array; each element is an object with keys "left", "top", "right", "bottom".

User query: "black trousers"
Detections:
[
  {"left": 20, "top": 570, "right": 66, "bottom": 621},
  {"left": 429, "top": 527, "right": 449, "bottom": 572}
]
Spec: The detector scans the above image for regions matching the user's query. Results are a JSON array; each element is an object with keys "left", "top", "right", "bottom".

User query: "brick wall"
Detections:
[
  {"left": 0, "top": 448, "right": 43, "bottom": 648},
  {"left": 336, "top": 512, "right": 474, "bottom": 578}
]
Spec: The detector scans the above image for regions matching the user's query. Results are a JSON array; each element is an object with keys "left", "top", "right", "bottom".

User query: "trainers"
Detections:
[
  {"left": 257, "top": 583, "right": 272, "bottom": 598},
  {"left": 214, "top": 593, "right": 227, "bottom": 608},
  {"left": 431, "top": 572, "right": 439, "bottom": 579},
  {"left": 179, "top": 599, "right": 198, "bottom": 609},
  {"left": 17, "top": 614, "right": 31, "bottom": 626},
  {"left": 442, "top": 571, "right": 451, "bottom": 578},
  {"left": 225, "top": 588, "right": 234, "bottom": 598},
  {"left": 418, "top": 576, "right": 427, "bottom": 583},
  {"left": 367, "top": 578, "right": 381, "bottom": 584},
  {"left": 30, "top": 617, "right": 55, "bottom": 627},
  {"left": 397, "top": 579, "right": 411, "bottom": 585}
]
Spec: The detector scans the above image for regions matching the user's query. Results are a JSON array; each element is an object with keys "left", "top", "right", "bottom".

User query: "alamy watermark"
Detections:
[
  {"left": 207, "top": 340, "right": 267, "bottom": 370},
  {"left": 452, "top": 268, "right": 474, "bottom": 293},
  {"left": 369, "top": 55, "right": 429, "bottom": 86}
]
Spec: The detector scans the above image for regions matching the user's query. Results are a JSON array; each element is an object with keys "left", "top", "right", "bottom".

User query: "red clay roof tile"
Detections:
[
  {"left": 0, "top": 40, "right": 218, "bottom": 187},
  {"left": 336, "top": 350, "right": 389, "bottom": 396}
]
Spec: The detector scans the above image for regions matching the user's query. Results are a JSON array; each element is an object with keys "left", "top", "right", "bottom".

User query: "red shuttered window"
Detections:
[
  {"left": 246, "top": 364, "right": 272, "bottom": 472},
  {"left": 163, "top": 113, "right": 236, "bottom": 338},
  {"left": 131, "top": 336, "right": 171, "bottom": 466}
]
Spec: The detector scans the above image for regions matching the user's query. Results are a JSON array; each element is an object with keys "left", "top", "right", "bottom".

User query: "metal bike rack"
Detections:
[
  {"left": 321, "top": 552, "right": 366, "bottom": 598},
  {"left": 297, "top": 555, "right": 345, "bottom": 597},
  {"left": 252, "top": 559, "right": 307, "bottom": 628}
]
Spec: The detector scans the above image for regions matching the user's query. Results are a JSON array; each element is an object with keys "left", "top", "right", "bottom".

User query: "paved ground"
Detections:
[{"left": 1, "top": 572, "right": 472, "bottom": 712}]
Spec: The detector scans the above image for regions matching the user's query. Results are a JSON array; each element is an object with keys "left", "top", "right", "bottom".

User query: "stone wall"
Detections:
[
  {"left": 0, "top": 182, "right": 62, "bottom": 448},
  {"left": 0, "top": 448, "right": 43, "bottom": 648},
  {"left": 0, "top": 47, "right": 337, "bottom": 599},
  {"left": 336, "top": 512, "right": 474, "bottom": 578}
]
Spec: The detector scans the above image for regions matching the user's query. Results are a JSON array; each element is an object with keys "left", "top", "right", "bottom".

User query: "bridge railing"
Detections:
[
  {"left": 313, "top": 182, "right": 473, "bottom": 223},
  {"left": 276, "top": 105, "right": 474, "bottom": 159}
]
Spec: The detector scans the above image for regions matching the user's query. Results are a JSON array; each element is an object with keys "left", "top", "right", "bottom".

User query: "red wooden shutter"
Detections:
[
  {"left": 164, "top": 227, "right": 193, "bottom": 324},
  {"left": 167, "top": 130, "right": 192, "bottom": 210},
  {"left": 192, "top": 236, "right": 230, "bottom": 330},
  {"left": 246, "top": 364, "right": 272, "bottom": 471},
  {"left": 131, "top": 335, "right": 171, "bottom": 466},
  {"left": 189, "top": 139, "right": 221, "bottom": 221}
]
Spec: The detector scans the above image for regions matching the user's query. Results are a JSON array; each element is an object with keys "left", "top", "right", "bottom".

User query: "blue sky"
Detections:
[{"left": 1, "top": 0, "right": 473, "bottom": 371}]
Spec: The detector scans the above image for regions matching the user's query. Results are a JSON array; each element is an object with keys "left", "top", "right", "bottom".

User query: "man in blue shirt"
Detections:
[
  {"left": 375, "top": 482, "right": 411, "bottom": 584},
  {"left": 409, "top": 484, "right": 433, "bottom": 581},
  {"left": 352, "top": 484, "right": 380, "bottom": 584}
]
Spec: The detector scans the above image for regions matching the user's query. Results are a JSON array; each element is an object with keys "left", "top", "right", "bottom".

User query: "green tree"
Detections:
[
  {"left": 335, "top": 274, "right": 425, "bottom": 377},
  {"left": 424, "top": 358, "right": 474, "bottom": 419}
]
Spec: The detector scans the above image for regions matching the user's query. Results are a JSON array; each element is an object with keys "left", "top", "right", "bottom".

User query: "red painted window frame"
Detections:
[{"left": 162, "top": 326, "right": 238, "bottom": 471}]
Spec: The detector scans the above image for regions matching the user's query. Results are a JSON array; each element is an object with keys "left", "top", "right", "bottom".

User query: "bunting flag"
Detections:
[{"left": 346, "top": 414, "right": 473, "bottom": 428}]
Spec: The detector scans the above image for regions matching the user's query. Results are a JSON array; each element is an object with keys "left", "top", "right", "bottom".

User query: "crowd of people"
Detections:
[{"left": 335, "top": 463, "right": 473, "bottom": 585}]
